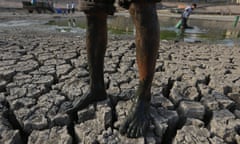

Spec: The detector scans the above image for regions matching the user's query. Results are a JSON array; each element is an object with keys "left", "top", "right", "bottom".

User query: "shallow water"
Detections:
[
  {"left": 107, "top": 16, "right": 240, "bottom": 46},
  {"left": 48, "top": 16, "right": 240, "bottom": 46},
  {"left": 0, "top": 20, "right": 45, "bottom": 27},
  {"left": 1, "top": 15, "right": 239, "bottom": 46},
  {"left": 158, "top": 17, "right": 240, "bottom": 46}
]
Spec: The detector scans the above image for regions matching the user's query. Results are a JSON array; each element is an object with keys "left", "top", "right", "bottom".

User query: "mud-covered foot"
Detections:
[
  {"left": 64, "top": 91, "right": 107, "bottom": 115},
  {"left": 120, "top": 100, "right": 151, "bottom": 138}
]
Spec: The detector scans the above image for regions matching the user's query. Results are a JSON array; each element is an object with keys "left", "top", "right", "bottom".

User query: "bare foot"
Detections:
[
  {"left": 64, "top": 91, "right": 107, "bottom": 114},
  {"left": 120, "top": 100, "right": 150, "bottom": 138}
]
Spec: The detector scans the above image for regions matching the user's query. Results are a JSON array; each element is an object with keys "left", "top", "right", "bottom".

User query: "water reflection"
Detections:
[
  {"left": 68, "top": 18, "right": 76, "bottom": 27},
  {"left": 108, "top": 16, "right": 134, "bottom": 34},
  {"left": 225, "top": 29, "right": 239, "bottom": 39},
  {"left": 175, "top": 28, "right": 185, "bottom": 42},
  {"left": 167, "top": 26, "right": 205, "bottom": 43}
]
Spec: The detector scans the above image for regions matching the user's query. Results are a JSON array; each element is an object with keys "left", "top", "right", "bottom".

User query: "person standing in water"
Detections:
[{"left": 181, "top": 3, "right": 197, "bottom": 29}]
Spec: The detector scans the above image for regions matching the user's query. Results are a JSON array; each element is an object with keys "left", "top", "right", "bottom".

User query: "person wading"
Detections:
[{"left": 181, "top": 3, "right": 197, "bottom": 29}]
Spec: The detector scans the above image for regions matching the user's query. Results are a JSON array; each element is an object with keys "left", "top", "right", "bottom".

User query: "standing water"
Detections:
[
  {"left": 45, "top": 15, "right": 240, "bottom": 46},
  {"left": 107, "top": 16, "right": 240, "bottom": 46}
]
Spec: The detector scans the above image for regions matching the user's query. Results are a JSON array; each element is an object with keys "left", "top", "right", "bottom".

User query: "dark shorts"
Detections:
[
  {"left": 79, "top": 0, "right": 161, "bottom": 15},
  {"left": 181, "top": 17, "right": 187, "bottom": 29}
]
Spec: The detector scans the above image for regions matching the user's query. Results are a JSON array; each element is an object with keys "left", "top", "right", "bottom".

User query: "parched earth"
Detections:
[{"left": 0, "top": 18, "right": 240, "bottom": 144}]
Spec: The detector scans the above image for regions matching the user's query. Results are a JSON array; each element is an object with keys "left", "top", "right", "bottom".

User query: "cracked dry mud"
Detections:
[{"left": 1, "top": 18, "right": 240, "bottom": 144}]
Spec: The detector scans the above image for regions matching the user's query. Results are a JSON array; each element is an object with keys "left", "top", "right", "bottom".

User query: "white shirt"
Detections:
[
  {"left": 67, "top": 3, "right": 70, "bottom": 9},
  {"left": 182, "top": 6, "right": 193, "bottom": 18},
  {"left": 71, "top": 3, "right": 75, "bottom": 9}
]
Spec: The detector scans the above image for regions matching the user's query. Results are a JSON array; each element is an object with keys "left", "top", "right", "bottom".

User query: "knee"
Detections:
[
  {"left": 79, "top": 0, "right": 115, "bottom": 15},
  {"left": 119, "top": 0, "right": 161, "bottom": 10}
]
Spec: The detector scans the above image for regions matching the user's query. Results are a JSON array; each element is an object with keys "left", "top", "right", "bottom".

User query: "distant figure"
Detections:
[
  {"left": 31, "top": 0, "right": 36, "bottom": 5},
  {"left": 181, "top": 3, "right": 197, "bottom": 29},
  {"left": 71, "top": 2, "right": 75, "bottom": 13},
  {"left": 67, "top": 3, "right": 71, "bottom": 14},
  {"left": 48, "top": 0, "right": 54, "bottom": 7}
]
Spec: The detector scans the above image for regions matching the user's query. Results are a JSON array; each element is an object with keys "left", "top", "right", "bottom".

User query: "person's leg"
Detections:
[
  {"left": 65, "top": 1, "right": 115, "bottom": 114},
  {"left": 120, "top": 2, "right": 160, "bottom": 138},
  {"left": 84, "top": 11, "right": 108, "bottom": 101},
  {"left": 181, "top": 17, "right": 187, "bottom": 30}
]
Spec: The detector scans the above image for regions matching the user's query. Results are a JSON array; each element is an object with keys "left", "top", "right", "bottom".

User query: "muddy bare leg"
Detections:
[
  {"left": 120, "top": 3, "right": 160, "bottom": 138},
  {"left": 65, "top": 11, "right": 108, "bottom": 114}
]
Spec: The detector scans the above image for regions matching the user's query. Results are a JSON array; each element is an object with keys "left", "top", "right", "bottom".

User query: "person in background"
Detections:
[
  {"left": 181, "top": 3, "right": 197, "bottom": 29},
  {"left": 67, "top": 3, "right": 71, "bottom": 14},
  {"left": 48, "top": 0, "right": 54, "bottom": 8},
  {"left": 31, "top": 0, "right": 36, "bottom": 5},
  {"left": 71, "top": 2, "right": 75, "bottom": 13}
]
